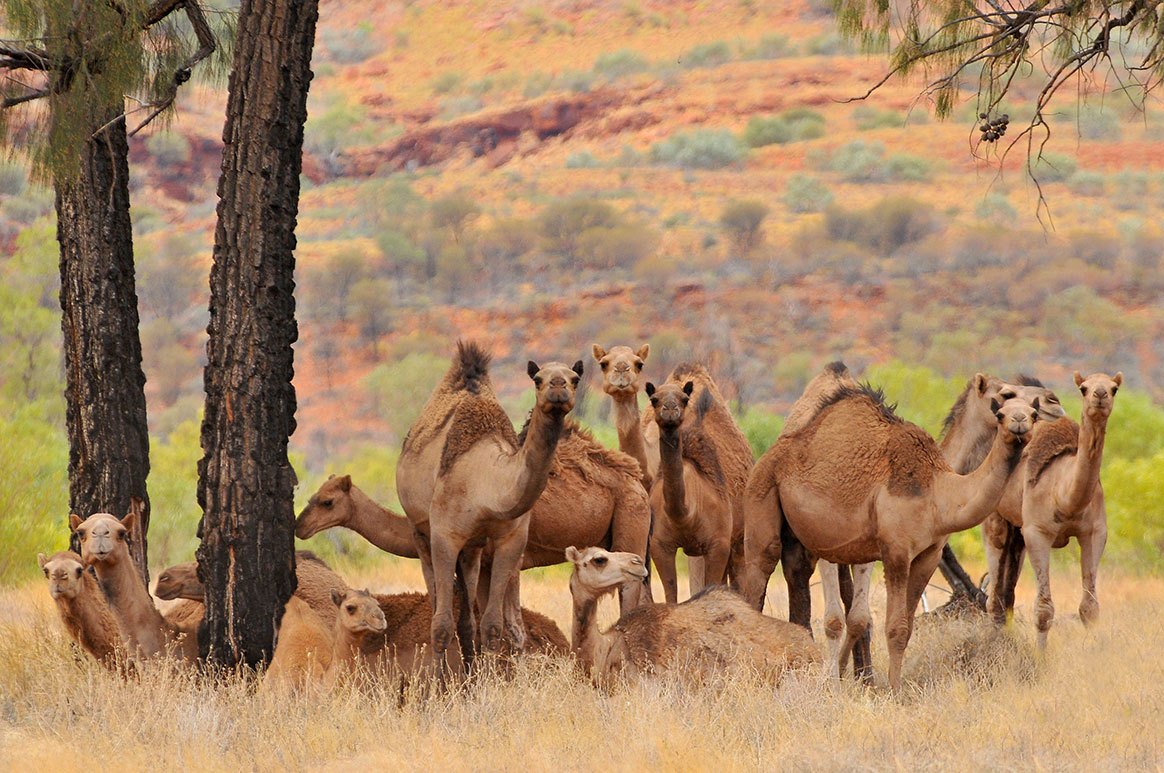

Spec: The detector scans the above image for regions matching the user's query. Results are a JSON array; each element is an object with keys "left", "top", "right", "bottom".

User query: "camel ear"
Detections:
[
  {"left": 644, "top": 382, "right": 656, "bottom": 397},
  {"left": 1113, "top": 372, "right": 1123, "bottom": 387},
  {"left": 37, "top": 553, "right": 48, "bottom": 570},
  {"left": 68, "top": 514, "right": 83, "bottom": 531},
  {"left": 572, "top": 360, "right": 584, "bottom": 377},
  {"left": 974, "top": 373, "right": 988, "bottom": 395},
  {"left": 591, "top": 344, "right": 606, "bottom": 361},
  {"left": 527, "top": 361, "right": 540, "bottom": 380},
  {"left": 337, "top": 475, "right": 352, "bottom": 493},
  {"left": 989, "top": 397, "right": 1001, "bottom": 419},
  {"left": 564, "top": 546, "right": 581, "bottom": 564},
  {"left": 331, "top": 588, "right": 345, "bottom": 607},
  {"left": 327, "top": 473, "right": 336, "bottom": 480},
  {"left": 636, "top": 344, "right": 650, "bottom": 361},
  {"left": 120, "top": 509, "right": 137, "bottom": 532},
  {"left": 1073, "top": 371, "right": 1084, "bottom": 388},
  {"left": 682, "top": 380, "right": 694, "bottom": 396}
]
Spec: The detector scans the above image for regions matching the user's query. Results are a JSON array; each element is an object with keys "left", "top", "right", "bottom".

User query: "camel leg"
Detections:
[
  {"left": 475, "top": 553, "right": 492, "bottom": 621},
  {"left": 882, "top": 553, "right": 911, "bottom": 692},
  {"left": 703, "top": 540, "right": 731, "bottom": 592},
  {"left": 429, "top": 530, "right": 464, "bottom": 658},
  {"left": 478, "top": 526, "right": 526, "bottom": 652},
  {"left": 413, "top": 527, "right": 436, "bottom": 602},
  {"left": 687, "top": 555, "right": 706, "bottom": 598},
  {"left": 741, "top": 494, "right": 782, "bottom": 611},
  {"left": 782, "top": 529, "right": 816, "bottom": 632},
  {"left": 997, "top": 526, "right": 1026, "bottom": 622},
  {"left": 818, "top": 561, "right": 845, "bottom": 679},
  {"left": 1077, "top": 516, "right": 1106, "bottom": 627},
  {"left": 839, "top": 563, "right": 874, "bottom": 683},
  {"left": 456, "top": 546, "right": 481, "bottom": 669},
  {"left": 1023, "top": 529, "right": 1055, "bottom": 652},
  {"left": 610, "top": 494, "right": 651, "bottom": 613},
  {"left": 503, "top": 563, "right": 527, "bottom": 649},
  {"left": 654, "top": 547, "right": 679, "bottom": 605},
  {"left": 983, "top": 514, "right": 1007, "bottom": 623}
]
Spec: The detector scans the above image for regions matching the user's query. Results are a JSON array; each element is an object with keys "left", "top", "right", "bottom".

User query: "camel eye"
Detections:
[
  {"left": 600, "top": 361, "right": 609, "bottom": 371},
  {"left": 534, "top": 377, "right": 543, "bottom": 388},
  {"left": 321, "top": 499, "right": 333, "bottom": 508},
  {"left": 571, "top": 376, "right": 579, "bottom": 387},
  {"left": 634, "top": 361, "right": 643, "bottom": 371},
  {"left": 43, "top": 569, "right": 48, "bottom": 577},
  {"left": 649, "top": 396, "right": 658, "bottom": 406},
  {"left": 1111, "top": 386, "right": 1118, "bottom": 395},
  {"left": 75, "top": 568, "right": 82, "bottom": 578},
  {"left": 1048, "top": 396, "right": 1059, "bottom": 404},
  {"left": 593, "top": 556, "right": 607, "bottom": 567},
  {"left": 346, "top": 605, "right": 356, "bottom": 613},
  {"left": 1000, "top": 391, "right": 1015, "bottom": 400},
  {"left": 1080, "top": 386, "right": 1088, "bottom": 396}
]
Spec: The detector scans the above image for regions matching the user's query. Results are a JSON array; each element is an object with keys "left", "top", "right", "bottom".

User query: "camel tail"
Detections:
[{"left": 452, "top": 340, "right": 493, "bottom": 395}]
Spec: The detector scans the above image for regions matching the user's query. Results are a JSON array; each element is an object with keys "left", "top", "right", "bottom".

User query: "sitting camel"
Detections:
[
  {"left": 991, "top": 372, "right": 1121, "bottom": 649},
  {"left": 396, "top": 341, "right": 581, "bottom": 660},
  {"left": 70, "top": 510, "right": 191, "bottom": 662},
  {"left": 298, "top": 424, "right": 651, "bottom": 612},
  {"left": 565, "top": 546, "right": 818, "bottom": 686},
  {"left": 742, "top": 384, "right": 1038, "bottom": 689},
  {"left": 38, "top": 550, "right": 125, "bottom": 669}
]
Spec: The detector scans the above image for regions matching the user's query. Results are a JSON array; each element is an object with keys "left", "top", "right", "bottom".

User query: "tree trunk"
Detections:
[
  {"left": 195, "top": 0, "right": 318, "bottom": 668},
  {"left": 56, "top": 106, "right": 152, "bottom": 585}
]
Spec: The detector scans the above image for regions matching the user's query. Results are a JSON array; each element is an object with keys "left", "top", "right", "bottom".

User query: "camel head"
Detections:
[
  {"left": 296, "top": 474, "right": 354, "bottom": 540},
  {"left": 527, "top": 360, "right": 584, "bottom": 416},
  {"left": 330, "top": 588, "right": 386, "bottom": 635},
  {"left": 1074, "top": 371, "right": 1122, "bottom": 420},
  {"left": 644, "top": 380, "right": 693, "bottom": 430},
  {"left": 154, "top": 562, "right": 203, "bottom": 601},
  {"left": 38, "top": 551, "right": 86, "bottom": 600},
  {"left": 70, "top": 511, "right": 135, "bottom": 568},
  {"left": 565, "top": 546, "right": 648, "bottom": 598},
  {"left": 990, "top": 395, "right": 1040, "bottom": 446},
  {"left": 592, "top": 344, "right": 650, "bottom": 396},
  {"left": 963, "top": 373, "right": 1065, "bottom": 432}
]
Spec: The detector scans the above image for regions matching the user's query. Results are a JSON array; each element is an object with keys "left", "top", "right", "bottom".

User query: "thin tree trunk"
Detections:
[
  {"left": 195, "top": 0, "right": 318, "bottom": 668},
  {"left": 56, "top": 106, "right": 151, "bottom": 584}
]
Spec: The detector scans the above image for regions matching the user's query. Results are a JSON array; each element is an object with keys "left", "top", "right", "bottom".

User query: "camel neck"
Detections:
[
  {"left": 347, "top": 486, "right": 420, "bottom": 558},
  {"left": 1060, "top": 411, "right": 1108, "bottom": 514},
  {"left": 657, "top": 426, "right": 689, "bottom": 524},
  {"left": 938, "top": 413, "right": 994, "bottom": 474},
  {"left": 490, "top": 407, "right": 565, "bottom": 519},
  {"left": 569, "top": 576, "right": 608, "bottom": 674},
  {"left": 612, "top": 394, "right": 651, "bottom": 485},
  {"left": 936, "top": 429, "right": 1024, "bottom": 535},
  {"left": 93, "top": 555, "right": 168, "bottom": 656}
]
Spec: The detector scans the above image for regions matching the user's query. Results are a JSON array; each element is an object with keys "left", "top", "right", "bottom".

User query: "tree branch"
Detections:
[{"left": 127, "top": 0, "right": 217, "bottom": 136}]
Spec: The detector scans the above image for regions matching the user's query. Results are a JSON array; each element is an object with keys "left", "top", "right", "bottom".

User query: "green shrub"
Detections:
[
  {"left": 1031, "top": 152, "right": 1077, "bottom": 183},
  {"left": 887, "top": 153, "right": 932, "bottom": 182},
  {"left": 467, "top": 77, "right": 494, "bottom": 96},
  {"left": 805, "top": 33, "right": 855, "bottom": 56},
  {"left": 1072, "top": 104, "right": 1123, "bottom": 141},
  {"left": 824, "top": 140, "right": 888, "bottom": 182},
  {"left": 826, "top": 197, "right": 937, "bottom": 255},
  {"left": 566, "top": 151, "right": 602, "bottom": 169},
  {"left": 321, "top": 22, "right": 380, "bottom": 64},
  {"left": 146, "top": 132, "right": 191, "bottom": 166},
  {"left": 523, "top": 71, "right": 554, "bottom": 99},
  {"left": 430, "top": 193, "right": 480, "bottom": 243},
  {"left": 649, "top": 129, "right": 746, "bottom": 170},
  {"left": 431, "top": 71, "right": 464, "bottom": 95},
  {"left": 593, "top": 48, "right": 650, "bottom": 80},
  {"left": 973, "top": 192, "right": 1016, "bottom": 222},
  {"left": 680, "top": 40, "right": 733, "bottom": 69},
  {"left": 719, "top": 199, "right": 770, "bottom": 255},
  {"left": 0, "top": 160, "right": 27, "bottom": 196},
  {"left": 1068, "top": 170, "right": 1106, "bottom": 196},
  {"left": 577, "top": 223, "right": 659, "bottom": 270},
  {"left": 744, "top": 33, "right": 795, "bottom": 59},
  {"left": 558, "top": 69, "right": 595, "bottom": 93},
  {"left": 742, "top": 110, "right": 825, "bottom": 148},
  {"left": 738, "top": 406, "right": 785, "bottom": 458},
  {"left": 1110, "top": 168, "right": 1151, "bottom": 211},
  {"left": 782, "top": 174, "right": 833, "bottom": 213},
  {"left": 853, "top": 106, "right": 905, "bottom": 131},
  {"left": 538, "top": 198, "right": 621, "bottom": 259},
  {"left": 440, "top": 96, "right": 484, "bottom": 119}
]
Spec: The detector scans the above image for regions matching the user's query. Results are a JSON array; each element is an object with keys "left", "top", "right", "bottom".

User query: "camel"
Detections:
[
  {"left": 38, "top": 550, "right": 125, "bottom": 669},
  {"left": 396, "top": 341, "right": 581, "bottom": 659},
  {"left": 592, "top": 343, "right": 653, "bottom": 487},
  {"left": 741, "top": 384, "right": 1038, "bottom": 688},
  {"left": 565, "top": 546, "right": 818, "bottom": 686},
  {"left": 990, "top": 372, "right": 1121, "bottom": 649},
  {"left": 265, "top": 596, "right": 335, "bottom": 690},
  {"left": 322, "top": 588, "right": 391, "bottom": 688},
  {"left": 70, "top": 511, "right": 190, "bottom": 661},
  {"left": 299, "top": 428, "right": 650, "bottom": 612}
]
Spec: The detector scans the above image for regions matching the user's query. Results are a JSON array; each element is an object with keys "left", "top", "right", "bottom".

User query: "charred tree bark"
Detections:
[
  {"left": 56, "top": 106, "right": 151, "bottom": 584},
  {"left": 195, "top": 0, "right": 318, "bottom": 668}
]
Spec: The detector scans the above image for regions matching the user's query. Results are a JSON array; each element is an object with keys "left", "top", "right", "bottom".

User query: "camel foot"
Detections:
[
  {"left": 479, "top": 614, "right": 506, "bottom": 652},
  {"left": 432, "top": 612, "right": 456, "bottom": 656},
  {"left": 1079, "top": 596, "right": 1099, "bottom": 627}
]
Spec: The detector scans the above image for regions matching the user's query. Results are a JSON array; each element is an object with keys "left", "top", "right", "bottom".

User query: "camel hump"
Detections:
[
  {"left": 439, "top": 394, "right": 518, "bottom": 475},
  {"left": 1026, "top": 416, "right": 1081, "bottom": 485},
  {"left": 451, "top": 339, "right": 493, "bottom": 395},
  {"left": 814, "top": 382, "right": 902, "bottom": 427},
  {"left": 294, "top": 549, "right": 330, "bottom": 567},
  {"left": 824, "top": 360, "right": 849, "bottom": 376}
]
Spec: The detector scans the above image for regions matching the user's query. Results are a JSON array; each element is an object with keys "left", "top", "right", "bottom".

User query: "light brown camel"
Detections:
[
  {"left": 321, "top": 588, "right": 390, "bottom": 688},
  {"left": 265, "top": 596, "right": 335, "bottom": 690},
  {"left": 396, "top": 341, "right": 581, "bottom": 659},
  {"left": 38, "top": 550, "right": 125, "bottom": 669},
  {"left": 300, "top": 430, "right": 650, "bottom": 611},
  {"left": 592, "top": 343, "right": 653, "bottom": 487},
  {"left": 565, "top": 546, "right": 818, "bottom": 686},
  {"left": 993, "top": 371, "right": 1121, "bottom": 650},
  {"left": 70, "top": 511, "right": 187, "bottom": 661},
  {"left": 643, "top": 363, "right": 753, "bottom": 603},
  {"left": 741, "top": 385, "right": 1038, "bottom": 688}
]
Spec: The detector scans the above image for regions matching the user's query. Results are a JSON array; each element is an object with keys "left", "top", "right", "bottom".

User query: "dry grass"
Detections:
[{"left": 2, "top": 562, "right": 1163, "bottom": 771}]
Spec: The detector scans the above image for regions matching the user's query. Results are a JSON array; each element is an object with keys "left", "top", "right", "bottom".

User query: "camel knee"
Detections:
[
  {"left": 988, "top": 593, "right": 1007, "bottom": 627},
  {"left": 432, "top": 612, "right": 456, "bottom": 654},
  {"left": 846, "top": 609, "right": 871, "bottom": 641},
  {"left": 824, "top": 606, "right": 846, "bottom": 642},
  {"left": 1035, "top": 597, "right": 1055, "bottom": 633},
  {"left": 1079, "top": 593, "right": 1099, "bottom": 626},
  {"left": 885, "top": 620, "right": 911, "bottom": 655}
]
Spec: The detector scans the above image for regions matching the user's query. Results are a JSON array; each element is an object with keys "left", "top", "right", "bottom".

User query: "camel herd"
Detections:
[{"left": 38, "top": 340, "right": 1121, "bottom": 693}]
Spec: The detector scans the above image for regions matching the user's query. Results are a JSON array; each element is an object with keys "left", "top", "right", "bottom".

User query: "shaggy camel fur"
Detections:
[
  {"left": 265, "top": 596, "right": 334, "bottom": 690},
  {"left": 38, "top": 551, "right": 125, "bottom": 669},
  {"left": 396, "top": 341, "right": 580, "bottom": 660},
  {"left": 741, "top": 385, "right": 1037, "bottom": 688},
  {"left": 592, "top": 343, "right": 653, "bottom": 488},
  {"left": 300, "top": 430, "right": 650, "bottom": 611},
  {"left": 990, "top": 372, "right": 1121, "bottom": 649},
  {"left": 70, "top": 511, "right": 186, "bottom": 661},
  {"left": 566, "top": 547, "right": 817, "bottom": 686},
  {"left": 937, "top": 374, "right": 1066, "bottom": 606}
]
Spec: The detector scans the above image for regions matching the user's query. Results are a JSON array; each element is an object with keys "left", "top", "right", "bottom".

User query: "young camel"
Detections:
[
  {"left": 741, "top": 385, "right": 1037, "bottom": 689},
  {"left": 396, "top": 341, "right": 581, "bottom": 660},
  {"left": 992, "top": 372, "right": 1121, "bottom": 649},
  {"left": 299, "top": 425, "right": 651, "bottom": 611},
  {"left": 70, "top": 511, "right": 191, "bottom": 661},
  {"left": 38, "top": 550, "right": 125, "bottom": 669},
  {"left": 566, "top": 546, "right": 818, "bottom": 686}
]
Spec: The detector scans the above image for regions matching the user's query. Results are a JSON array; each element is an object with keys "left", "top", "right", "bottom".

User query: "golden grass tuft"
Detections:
[{"left": 2, "top": 568, "right": 1163, "bottom": 770}]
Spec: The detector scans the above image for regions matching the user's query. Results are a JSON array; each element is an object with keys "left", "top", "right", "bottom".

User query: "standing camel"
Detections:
[
  {"left": 592, "top": 344, "right": 653, "bottom": 488},
  {"left": 396, "top": 341, "right": 580, "bottom": 659},
  {"left": 742, "top": 384, "right": 1037, "bottom": 688}
]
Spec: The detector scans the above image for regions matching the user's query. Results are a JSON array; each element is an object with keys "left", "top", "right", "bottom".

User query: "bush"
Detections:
[
  {"left": 738, "top": 406, "right": 785, "bottom": 458},
  {"left": 431, "top": 71, "right": 464, "bottom": 95},
  {"left": 649, "top": 129, "right": 746, "bottom": 170},
  {"left": 475, "top": 218, "right": 538, "bottom": 266},
  {"left": 440, "top": 96, "right": 484, "bottom": 119},
  {"left": 1073, "top": 104, "right": 1123, "bottom": 141},
  {"left": 680, "top": 41, "right": 733, "bottom": 69},
  {"left": 743, "top": 110, "right": 825, "bottom": 148},
  {"left": 805, "top": 33, "right": 855, "bottom": 55},
  {"left": 973, "top": 193, "right": 1016, "bottom": 222},
  {"left": 376, "top": 230, "right": 426, "bottom": 280},
  {"left": 1068, "top": 230, "right": 1120, "bottom": 270},
  {"left": 782, "top": 174, "right": 833, "bottom": 213},
  {"left": 523, "top": 71, "right": 554, "bottom": 99},
  {"left": 1068, "top": 170, "right": 1106, "bottom": 196},
  {"left": 558, "top": 69, "right": 595, "bottom": 93},
  {"left": 593, "top": 48, "right": 650, "bottom": 80},
  {"left": 719, "top": 200, "right": 770, "bottom": 255},
  {"left": 887, "top": 153, "right": 932, "bottom": 182},
  {"left": 538, "top": 198, "right": 620, "bottom": 260},
  {"left": 1031, "top": 152, "right": 1077, "bottom": 183},
  {"left": 363, "top": 352, "right": 448, "bottom": 439},
  {"left": 565, "top": 151, "right": 602, "bottom": 168},
  {"left": 743, "top": 33, "right": 795, "bottom": 60},
  {"left": 321, "top": 22, "right": 380, "bottom": 64},
  {"left": 146, "top": 132, "right": 191, "bottom": 166},
  {"left": 823, "top": 140, "right": 887, "bottom": 182},
  {"left": 853, "top": 106, "right": 905, "bottom": 131},
  {"left": 1110, "top": 168, "right": 1151, "bottom": 211},
  {"left": 577, "top": 223, "right": 659, "bottom": 270},
  {"left": 826, "top": 197, "right": 937, "bottom": 255},
  {"left": 430, "top": 194, "right": 480, "bottom": 244},
  {"left": 347, "top": 278, "right": 394, "bottom": 349},
  {"left": 0, "top": 160, "right": 27, "bottom": 196}
]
